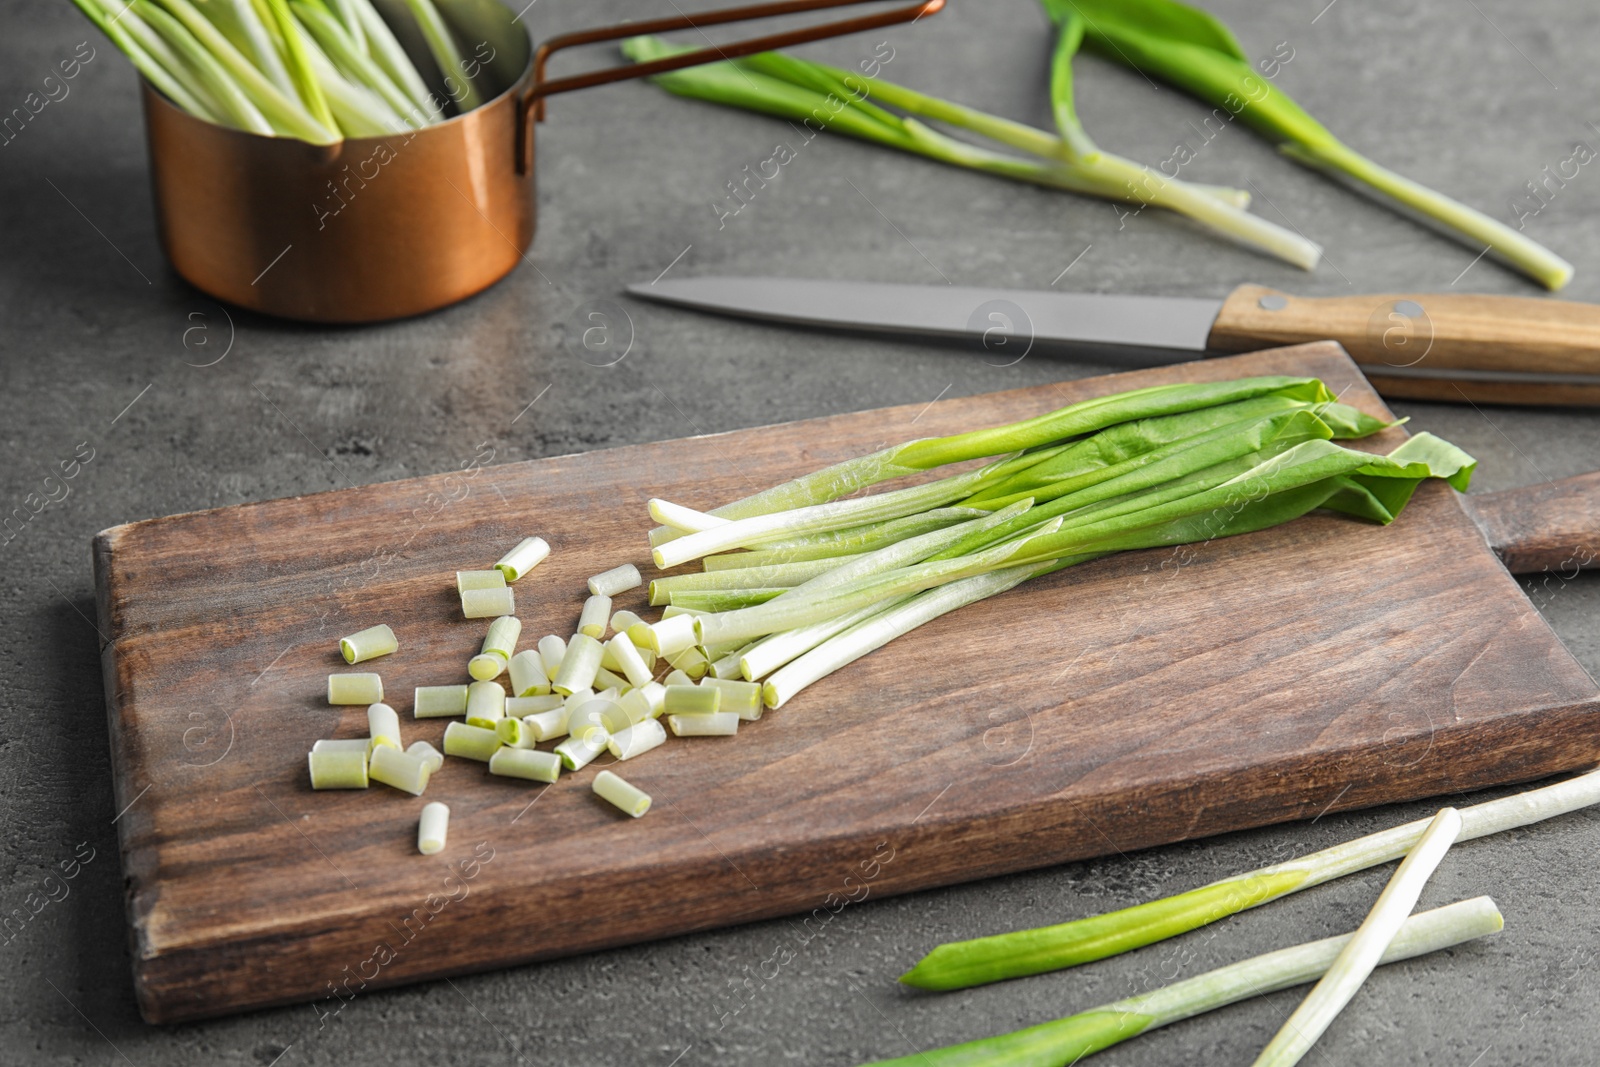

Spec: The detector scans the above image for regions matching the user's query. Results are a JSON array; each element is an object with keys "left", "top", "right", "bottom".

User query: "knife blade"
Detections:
[{"left": 625, "top": 277, "right": 1600, "bottom": 406}]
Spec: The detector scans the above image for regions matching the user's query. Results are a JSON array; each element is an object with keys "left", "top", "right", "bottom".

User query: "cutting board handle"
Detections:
[
  {"left": 1464, "top": 472, "right": 1600, "bottom": 575},
  {"left": 1208, "top": 284, "right": 1600, "bottom": 406}
]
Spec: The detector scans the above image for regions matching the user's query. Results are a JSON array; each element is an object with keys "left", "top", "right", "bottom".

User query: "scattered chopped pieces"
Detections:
[
  {"left": 457, "top": 569, "right": 507, "bottom": 594},
  {"left": 579, "top": 594, "right": 612, "bottom": 639},
  {"left": 417, "top": 802, "right": 449, "bottom": 855},
  {"left": 555, "top": 730, "right": 608, "bottom": 771},
  {"left": 328, "top": 672, "right": 383, "bottom": 705},
  {"left": 593, "top": 770, "right": 651, "bottom": 817},
  {"left": 608, "top": 718, "right": 667, "bottom": 760},
  {"left": 588, "top": 564, "right": 642, "bottom": 597},
  {"left": 465, "top": 680, "right": 506, "bottom": 726},
  {"left": 664, "top": 684, "right": 719, "bottom": 715},
  {"left": 366, "top": 702, "right": 402, "bottom": 754},
  {"left": 667, "top": 711, "right": 739, "bottom": 737},
  {"left": 442, "top": 721, "right": 502, "bottom": 762},
  {"left": 339, "top": 623, "right": 397, "bottom": 664},
  {"left": 508, "top": 649, "right": 552, "bottom": 697},
  {"left": 308, "top": 746, "right": 368, "bottom": 789},
  {"left": 369, "top": 745, "right": 431, "bottom": 795},
  {"left": 553, "top": 633, "right": 604, "bottom": 695},
  {"left": 489, "top": 747, "right": 562, "bottom": 783},
  {"left": 406, "top": 741, "right": 444, "bottom": 774},
  {"left": 495, "top": 536, "right": 550, "bottom": 582},
  {"left": 461, "top": 586, "right": 515, "bottom": 619},
  {"left": 414, "top": 684, "right": 469, "bottom": 718}
]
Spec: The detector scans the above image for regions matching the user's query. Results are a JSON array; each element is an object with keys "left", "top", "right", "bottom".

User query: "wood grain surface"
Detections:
[
  {"left": 1209, "top": 284, "right": 1600, "bottom": 406},
  {"left": 1464, "top": 470, "right": 1600, "bottom": 574},
  {"left": 93, "top": 344, "right": 1600, "bottom": 1024}
]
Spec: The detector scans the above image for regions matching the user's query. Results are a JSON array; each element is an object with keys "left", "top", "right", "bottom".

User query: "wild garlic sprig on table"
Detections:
[
  {"left": 621, "top": 35, "right": 1322, "bottom": 270},
  {"left": 68, "top": 0, "right": 479, "bottom": 143},
  {"left": 1041, "top": 0, "right": 1572, "bottom": 289}
]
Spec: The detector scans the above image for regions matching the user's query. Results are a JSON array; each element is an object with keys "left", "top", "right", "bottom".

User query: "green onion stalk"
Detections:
[
  {"left": 621, "top": 35, "right": 1322, "bottom": 271},
  {"left": 859, "top": 896, "right": 1503, "bottom": 1066},
  {"left": 69, "top": 0, "right": 480, "bottom": 142},
  {"left": 1040, "top": 0, "right": 1572, "bottom": 289},
  {"left": 642, "top": 376, "right": 1476, "bottom": 708}
]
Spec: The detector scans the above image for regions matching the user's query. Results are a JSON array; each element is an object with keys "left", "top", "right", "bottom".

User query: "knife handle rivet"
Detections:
[{"left": 1258, "top": 294, "right": 1289, "bottom": 311}]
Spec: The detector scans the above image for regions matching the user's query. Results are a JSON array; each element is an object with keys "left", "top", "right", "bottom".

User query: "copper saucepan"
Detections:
[{"left": 141, "top": 0, "right": 944, "bottom": 324}]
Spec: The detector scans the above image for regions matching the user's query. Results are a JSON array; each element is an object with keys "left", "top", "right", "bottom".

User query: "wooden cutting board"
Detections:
[{"left": 94, "top": 344, "right": 1600, "bottom": 1023}]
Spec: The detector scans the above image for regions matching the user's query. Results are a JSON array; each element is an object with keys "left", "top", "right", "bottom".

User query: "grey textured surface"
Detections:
[{"left": 3, "top": 0, "right": 1600, "bottom": 1063}]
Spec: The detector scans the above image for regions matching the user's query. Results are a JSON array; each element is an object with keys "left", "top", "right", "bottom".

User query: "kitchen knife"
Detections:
[{"left": 625, "top": 277, "right": 1600, "bottom": 406}]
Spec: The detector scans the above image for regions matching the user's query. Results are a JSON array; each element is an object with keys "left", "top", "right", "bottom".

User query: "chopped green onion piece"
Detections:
[
  {"left": 480, "top": 614, "right": 522, "bottom": 662},
  {"left": 593, "top": 770, "right": 651, "bottom": 817},
  {"left": 662, "top": 669, "right": 693, "bottom": 688},
  {"left": 467, "top": 654, "right": 502, "bottom": 681},
  {"left": 553, "top": 633, "right": 604, "bottom": 695},
  {"left": 865, "top": 897, "right": 1502, "bottom": 1066},
  {"left": 537, "top": 634, "right": 567, "bottom": 678},
  {"left": 606, "top": 632, "right": 655, "bottom": 688},
  {"left": 568, "top": 692, "right": 630, "bottom": 740},
  {"left": 588, "top": 564, "right": 642, "bottom": 596},
  {"left": 405, "top": 740, "right": 444, "bottom": 774},
  {"left": 643, "top": 614, "right": 700, "bottom": 656},
  {"left": 328, "top": 672, "right": 383, "bottom": 705},
  {"left": 701, "top": 677, "right": 762, "bottom": 721},
  {"left": 522, "top": 704, "right": 571, "bottom": 743},
  {"left": 369, "top": 745, "right": 430, "bottom": 795},
  {"left": 461, "top": 586, "right": 514, "bottom": 619},
  {"left": 465, "top": 680, "right": 505, "bottom": 724},
  {"left": 417, "top": 801, "right": 449, "bottom": 854},
  {"left": 442, "top": 721, "right": 501, "bottom": 761},
  {"left": 413, "top": 683, "right": 468, "bottom": 718},
  {"left": 457, "top": 569, "right": 506, "bottom": 593},
  {"left": 554, "top": 730, "right": 608, "bottom": 771},
  {"left": 507, "top": 693, "right": 564, "bottom": 716},
  {"left": 494, "top": 536, "right": 549, "bottom": 582},
  {"left": 1252, "top": 808, "right": 1462, "bottom": 1067},
  {"left": 611, "top": 609, "right": 646, "bottom": 634},
  {"left": 665, "top": 646, "right": 710, "bottom": 681},
  {"left": 489, "top": 747, "right": 562, "bottom": 783},
  {"left": 617, "top": 688, "right": 654, "bottom": 725},
  {"left": 579, "top": 594, "right": 612, "bottom": 639},
  {"left": 902, "top": 765, "right": 1600, "bottom": 990},
  {"left": 667, "top": 712, "right": 739, "bottom": 737},
  {"left": 339, "top": 623, "right": 397, "bottom": 664},
  {"left": 366, "top": 701, "right": 401, "bottom": 753},
  {"left": 495, "top": 715, "right": 537, "bottom": 748},
  {"left": 664, "top": 684, "right": 720, "bottom": 715},
  {"left": 593, "top": 666, "right": 631, "bottom": 691},
  {"left": 607, "top": 718, "right": 667, "bottom": 761},
  {"left": 308, "top": 746, "right": 368, "bottom": 789},
  {"left": 312, "top": 738, "right": 369, "bottom": 753},
  {"left": 508, "top": 649, "right": 552, "bottom": 697}
]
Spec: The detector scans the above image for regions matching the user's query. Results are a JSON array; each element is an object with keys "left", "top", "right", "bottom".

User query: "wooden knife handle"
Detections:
[
  {"left": 1462, "top": 472, "right": 1600, "bottom": 575},
  {"left": 1208, "top": 284, "right": 1600, "bottom": 406}
]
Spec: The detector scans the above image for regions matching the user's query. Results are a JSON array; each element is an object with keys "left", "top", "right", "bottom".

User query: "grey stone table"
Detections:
[{"left": 3, "top": 0, "right": 1599, "bottom": 1063}]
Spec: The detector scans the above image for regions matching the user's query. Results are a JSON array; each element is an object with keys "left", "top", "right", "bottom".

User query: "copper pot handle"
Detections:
[{"left": 515, "top": 0, "right": 945, "bottom": 174}]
